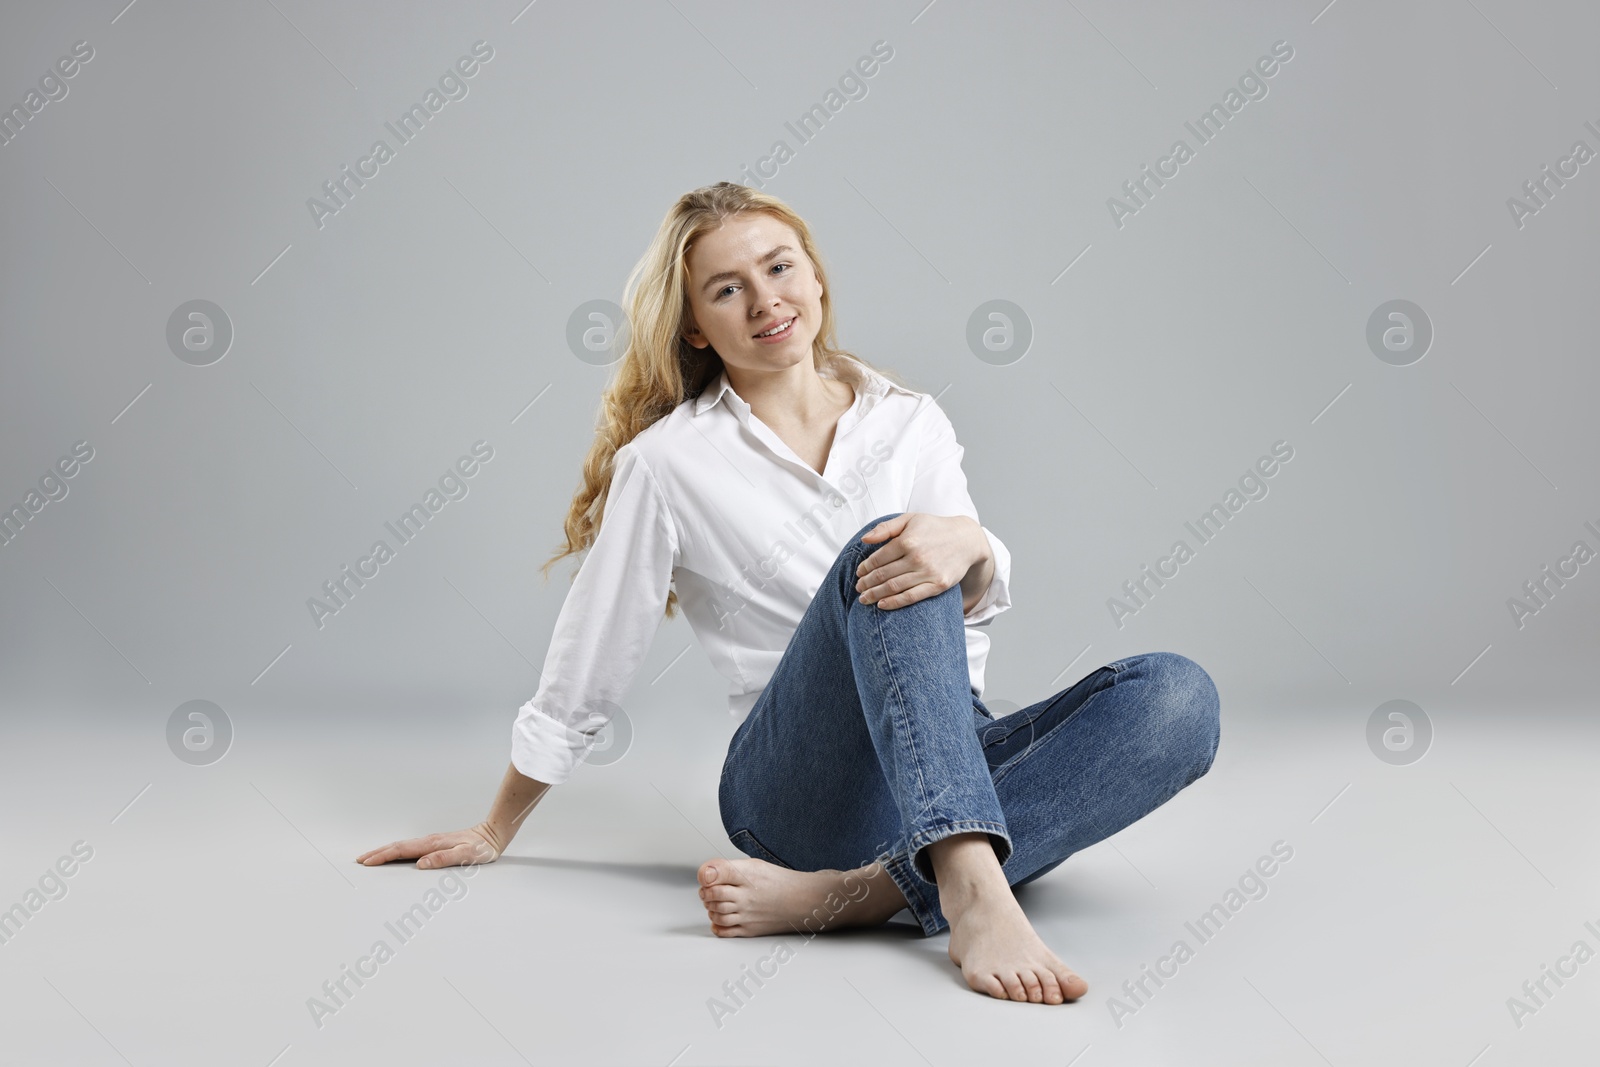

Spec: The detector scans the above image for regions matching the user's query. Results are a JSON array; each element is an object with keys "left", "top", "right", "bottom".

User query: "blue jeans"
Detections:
[{"left": 718, "top": 513, "right": 1221, "bottom": 937}]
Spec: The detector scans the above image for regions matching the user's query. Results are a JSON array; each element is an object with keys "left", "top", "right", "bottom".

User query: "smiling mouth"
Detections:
[{"left": 753, "top": 316, "right": 796, "bottom": 339}]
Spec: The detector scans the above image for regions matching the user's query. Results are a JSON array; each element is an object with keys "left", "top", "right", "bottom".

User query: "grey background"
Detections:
[{"left": 2, "top": 1, "right": 1596, "bottom": 1064}]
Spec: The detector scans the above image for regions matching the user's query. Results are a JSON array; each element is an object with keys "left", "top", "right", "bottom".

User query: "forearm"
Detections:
[
  {"left": 958, "top": 518, "right": 995, "bottom": 615},
  {"left": 477, "top": 760, "right": 552, "bottom": 854}
]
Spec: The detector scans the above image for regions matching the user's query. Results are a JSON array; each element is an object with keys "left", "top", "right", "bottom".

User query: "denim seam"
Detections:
[
  {"left": 984, "top": 665, "right": 1117, "bottom": 754},
  {"left": 990, "top": 678, "right": 1115, "bottom": 789},
  {"left": 983, "top": 711, "right": 1049, "bottom": 748},
  {"left": 864, "top": 569, "right": 938, "bottom": 828},
  {"left": 880, "top": 849, "right": 945, "bottom": 937},
  {"left": 728, "top": 826, "right": 792, "bottom": 870}
]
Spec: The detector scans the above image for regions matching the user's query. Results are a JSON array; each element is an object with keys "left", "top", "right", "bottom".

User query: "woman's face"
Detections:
[{"left": 681, "top": 212, "right": 824, "bottom": 377}]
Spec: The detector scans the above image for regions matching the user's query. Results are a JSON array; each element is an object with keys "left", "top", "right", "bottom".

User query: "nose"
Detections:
[{"left": 747, "top": 278, "right": 781, "bottom": 314}]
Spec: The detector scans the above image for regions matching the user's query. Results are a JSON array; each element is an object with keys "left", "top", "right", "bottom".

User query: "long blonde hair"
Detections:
[{"left": 540, "top": 181, "right": 908, "bottom": 618}]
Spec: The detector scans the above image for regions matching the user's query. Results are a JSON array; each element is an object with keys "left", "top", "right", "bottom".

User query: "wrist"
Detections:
[
  {"left": 968, "top": 517, "right": 991, "bottom": 567},
  {"left": 475, "top": 819, "right": 510, "bottom": 856}
]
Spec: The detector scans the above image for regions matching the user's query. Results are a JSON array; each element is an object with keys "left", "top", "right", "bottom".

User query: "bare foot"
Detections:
[
  {"left": 697, "top": 857, "right": 906, "bottom": 937},
  {"left": 943, "top": 882, "right": 1088, "bottom": 1004}
]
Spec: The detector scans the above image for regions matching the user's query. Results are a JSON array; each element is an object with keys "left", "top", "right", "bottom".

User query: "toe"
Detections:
[
  {"left": 999, "top": 971, "right": 1028, "bottom": 1002},
  {"left": 1056, "top": 966, "right": 1088, "bottom": 1000},
  {"left": 699, "top": 858, "right": 747, "bottom": 888},
  {"left": 1039, "top": 970, "right": 1064, "bottom": 1004},
  {"left": 1020, "top": 970, "right": 1044, "bottom": 1003},
  {"left": 970, "top": 971, "right": 1008, "bottom": 999}
]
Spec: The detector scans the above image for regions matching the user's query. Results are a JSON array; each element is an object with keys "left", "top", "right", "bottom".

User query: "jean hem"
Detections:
[
  {"left": 907, "top": 819, "right": 1013, "bottom": 884},
  {"left": 880, "top": 849, "right": 948, "bottom": 937}
]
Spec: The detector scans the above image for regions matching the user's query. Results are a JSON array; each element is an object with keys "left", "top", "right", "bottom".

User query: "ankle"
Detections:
[
  {"left": 927, "top": 832, "right": 1006, "bottom": 886},
  {"left": 939, "top": 869, "right": 998, "bottom": 911},
  {"left": 840, "top": 862, "right": 908, "bottom": 923}
]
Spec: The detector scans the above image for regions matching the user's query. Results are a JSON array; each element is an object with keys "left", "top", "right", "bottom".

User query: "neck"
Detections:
[{"left": 725, "top": 356, "right": 851, "bottom": 428}]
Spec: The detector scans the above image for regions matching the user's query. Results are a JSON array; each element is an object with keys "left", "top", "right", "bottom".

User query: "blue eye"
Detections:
[{"left": 716, "top": 264, "right": 789, "bottom": 300}]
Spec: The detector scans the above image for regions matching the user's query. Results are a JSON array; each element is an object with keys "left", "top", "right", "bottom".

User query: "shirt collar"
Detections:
[{"left": 692, "top": 356, "right": 904, "bottom": 419}]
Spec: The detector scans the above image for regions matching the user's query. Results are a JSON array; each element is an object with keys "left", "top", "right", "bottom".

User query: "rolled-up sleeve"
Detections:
[
  {"left": 904, "top": 398, "right": 1012, "bottom": 627},
  {"left": 511, "top": 443, "right": 678, "bottom": 785}
]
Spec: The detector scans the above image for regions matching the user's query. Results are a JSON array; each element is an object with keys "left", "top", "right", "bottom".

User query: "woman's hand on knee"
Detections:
[
  {"left": 355, "top": 823, "right": 502, "bottom": 869},
  {"left": 856, "top": 513, "right": 986, "bottom": 610}
]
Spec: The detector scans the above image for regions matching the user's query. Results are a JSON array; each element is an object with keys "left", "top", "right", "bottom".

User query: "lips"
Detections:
[{"left": 753, "top": 315, "right": 796, "bottom": 339}]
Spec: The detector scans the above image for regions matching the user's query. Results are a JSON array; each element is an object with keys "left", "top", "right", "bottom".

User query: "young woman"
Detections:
[{"left": 358, "top": 182, "right": 1221, "bottom": 1005}]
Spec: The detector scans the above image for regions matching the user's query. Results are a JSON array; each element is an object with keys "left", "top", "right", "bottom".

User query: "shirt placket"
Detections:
[{"left": 728, "top": 395, "right": 868, "bottom": 599}]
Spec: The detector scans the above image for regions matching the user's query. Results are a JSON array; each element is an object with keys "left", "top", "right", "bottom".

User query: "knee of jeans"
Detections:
[{"left": 1144, "top": 652, "right": 1221, "bottom": 765}]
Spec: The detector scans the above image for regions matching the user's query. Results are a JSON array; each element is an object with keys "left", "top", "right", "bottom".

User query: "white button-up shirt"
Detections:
[{"left": 511, "top": 356, "right": 1013, "bottom": 785}]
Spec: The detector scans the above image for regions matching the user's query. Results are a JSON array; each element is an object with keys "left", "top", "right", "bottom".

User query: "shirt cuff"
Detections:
[
  {"left": 510, "top": 700, "right": 592, "bottom": 786},
  {"left": 962, "top": 526, "right": 1012, "bottom": 626}
]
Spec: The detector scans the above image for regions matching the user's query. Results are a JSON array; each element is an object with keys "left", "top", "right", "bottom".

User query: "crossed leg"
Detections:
[{"left": 700, "top": 514, "right": 1221, "bottom": 1002}]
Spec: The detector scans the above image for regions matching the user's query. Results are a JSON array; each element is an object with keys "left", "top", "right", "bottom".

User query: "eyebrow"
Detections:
[{"left": 699, "top": 245, "right": 795, "bottom": 294}]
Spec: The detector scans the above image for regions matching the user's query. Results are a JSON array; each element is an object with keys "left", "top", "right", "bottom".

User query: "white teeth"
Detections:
[{"left": 757, "top": 319, "right": 792, "bottom": 337}]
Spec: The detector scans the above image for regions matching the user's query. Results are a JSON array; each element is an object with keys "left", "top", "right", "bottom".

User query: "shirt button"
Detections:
[{"left": 806, "top": 583, "right": 818, "bottom": 598}]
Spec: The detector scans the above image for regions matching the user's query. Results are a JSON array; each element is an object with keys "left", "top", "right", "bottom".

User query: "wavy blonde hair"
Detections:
[{"left": 540, "top": 181, "right": 909, "bottom": 618}]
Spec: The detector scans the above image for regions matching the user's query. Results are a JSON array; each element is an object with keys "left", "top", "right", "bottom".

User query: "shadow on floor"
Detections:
[
  {"left": 663, "top": 916, "right": 927, "bottom": 940},
  {"left": 497, "top": 853, "right": 702, "bottom": 888}
]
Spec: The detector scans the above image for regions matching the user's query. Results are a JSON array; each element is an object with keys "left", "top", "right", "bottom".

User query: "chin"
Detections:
[{"left": 735, "top": 348, "right": 808, "bottom": 371}]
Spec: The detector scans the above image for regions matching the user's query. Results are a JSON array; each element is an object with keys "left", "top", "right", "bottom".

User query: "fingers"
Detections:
[
  {"left": 854, "top": 547, "right": 904, "bottom": 596},
  {"left": 855, "top": 551, "right": 908, "bottom": 589},
  {"left": 860, "top": 514, "right": 911, "bottom": 542},
  {"left": 355, "top": 835, "right": 439, "bottom": 866},
  {"left": 356, "top": 832, "right": 496, "bottom": 868},
  {"left": 417, "top": 841, "right": 490, "bottom": 869},
  {"left": 862, "top": 580, "right": 943, "bottom": 611},
  {"left": 855, "top": 544, "right": 956, "bottom": 609},
  {"left": 856, "top": 522, "right": 910, "bottom": 578}
]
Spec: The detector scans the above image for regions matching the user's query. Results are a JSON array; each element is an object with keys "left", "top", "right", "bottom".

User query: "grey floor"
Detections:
[{"left": 4, "top": 695, "right": 1595, "bottom": 1067}]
